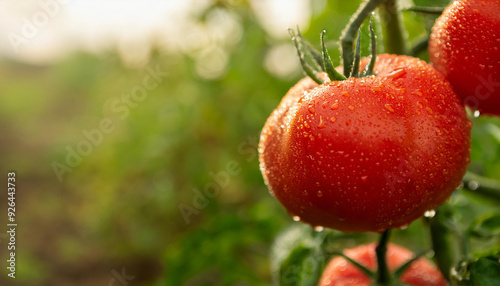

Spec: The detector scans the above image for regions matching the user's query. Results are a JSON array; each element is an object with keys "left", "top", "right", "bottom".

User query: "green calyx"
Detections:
[{"left": 290, "top": 16, "right": 377, "bottom": 84}]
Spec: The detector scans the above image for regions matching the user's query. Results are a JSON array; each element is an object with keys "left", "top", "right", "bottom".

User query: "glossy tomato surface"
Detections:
[
  {"left": 429, "top": 0, "right": 500, "bottom": 115},
  {"left": 259, "top": 54, "right": 471, "bottom": 232},
  {"left": 318, "top": 243, "right": 447, "bottom": 286}
]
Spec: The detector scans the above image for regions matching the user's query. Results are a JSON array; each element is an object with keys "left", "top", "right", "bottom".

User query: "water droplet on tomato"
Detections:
[
  {"left": 398, "top": 224, "right": 409, "bottom": 230},
  {"left": 331, "top": 102, "right": 339, "bottom": 110},
  {"left": 314, "top": 226, "right": 324, "bottom": 232},
  {"left": 361, "top": 176, "right": 368, "bottom": 182},
  {"left": 424, "top": 210, "right": 436, "bottom": 218},
  {"left": 318, "top": 116, "right": 326, "bottom": 129},
  {"left": 330, "top": 117, "right": 337, "bottom": 123},
  {"left": 348, "top": 105, "right": 355, "bottom": 111},
  {"left": 317, "top": 191, "right": 323, "bottom": 197},
  {"left": 372, "top": 86, "right": 382, "bottom": 92},
  {"left": 342, "top": 91, "right": 350, "bottom": 97},
  {"left": 308, "top": 105, "right": 315, "bottom": 114},
  {"left": 386, "top": 68, "right": 406, "bottom": 79},
  {"left": 385, "top": 104, "right": 395, "bottom": 112},
  {"left": 293, "top": 216, "right": 301, "bottom": 222},
  {"left": 473, "top": 110, "right": 480, "bottom": 117}
]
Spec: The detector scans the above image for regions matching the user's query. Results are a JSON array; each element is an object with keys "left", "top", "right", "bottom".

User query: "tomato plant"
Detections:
[
  {"left": 259, "top": 0, "right": 500, "bottom": 285},
  {"left": 429, "top": 0, "right": 500, "bottom": 116},
  {"left": 318, "top": 243, "right": 446, "bottom": 286}
]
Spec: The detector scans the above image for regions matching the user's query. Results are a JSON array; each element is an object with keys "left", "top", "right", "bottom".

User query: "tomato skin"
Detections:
[
  {"left": 318, "top": 243, "right": 447, "bottom": 286},
  {"left": 259, "top": 54, "right": 471, "bottom": 233},
  {"left": 429, "top": 0, "right": 500, "bottom": 116}
]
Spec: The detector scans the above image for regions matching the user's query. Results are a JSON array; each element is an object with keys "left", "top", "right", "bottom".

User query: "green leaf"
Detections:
[
  {"left": 296, "top": 27, "right": 324, "bottom": 72},
  {"left": 278, "top": 245, "right": 311, "bottom": 286},
  {"left": 469, "top": 257, "right": 500, "bottom": 286},
  {"left": 271, "top": 224, "right": 330, "bottom": 286},
  {"left": 289, "top": 29, "right": 324, "bottom": 85},
  {"left": 470, "top": 214, "right": 500, "bottom": 239}
]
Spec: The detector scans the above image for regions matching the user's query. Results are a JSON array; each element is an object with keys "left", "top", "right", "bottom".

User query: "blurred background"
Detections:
[{"left": 0, "top": 0, "right": 499, "bottom": 285}]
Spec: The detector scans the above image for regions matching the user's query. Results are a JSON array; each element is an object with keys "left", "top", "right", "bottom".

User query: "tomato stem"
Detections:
[
  {"left": 340, "top": 0, "right": 386, "bottom": 77},
  {"left": 380, "top": 0, "right": 408, "bottom": 55},
  {"left": 409, "top": 35, "right": 430, "bottom": 57},
  {"left": 375, "top": 229, "right": 392, "bottom": 285},
  {"left": 428, "top": 203, "right": 458, "bottom": 282}
]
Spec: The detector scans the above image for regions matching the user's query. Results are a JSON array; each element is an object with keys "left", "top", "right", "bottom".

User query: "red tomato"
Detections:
[
  {"left": 429, "top": 0, "right": 500, "bottom": 116},
  {"left": 259, "top": 54, "right": 471, "bottom": 232},
  {"left": 318, "top": 243, "right": 447, "bottom": 286}
]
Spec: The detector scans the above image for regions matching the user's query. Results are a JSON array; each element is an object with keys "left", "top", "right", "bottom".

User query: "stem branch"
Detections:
[
  {"left": 462, "top": 171, "right": 500, "bottom": 203},
  {"left": 376, "top": 229, "right": 392, "bottom": 285},
  {"left": 340, "top": 0, "right": 387, "bottom": 77},
  {"left": 380, "top": 0, "right": 408, "bottom": 55}
]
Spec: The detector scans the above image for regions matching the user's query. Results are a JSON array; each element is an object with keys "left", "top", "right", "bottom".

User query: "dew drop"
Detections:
[
  {"left": 318, "top": 116, "right": 326, "bottom": 129},
  {"left": 468, "top": 181, "right": 479, "bottom": 190},
  {"left": 473, "top": 110, "right": 480, "bottom": 117},
  {"left": 308, "top": 105, "right": 316, "bottom": 114},
  {"left": 385, "top": 104, "right": 395, "bottom": 113},
  {"left": 361, "top": 176, "right": 368, "bottom": 182},
  {"left": 424, "top": 210, "right": 436, "bottom": 218},
  {"left": 348, "top": 105, "right": 355, "bottom": 111},
  {"left": 398, "top": 224, "right": 409, "bottom": 230},
  {"left": 330, "top": 117, "right": 337, "bottom": 123},
  {"left": 314, "top": 226, "right": 324, "bottom": 232},
  {"left": 387, "top": 68, "right": 406, "bottom": 79},
  {"left": 372, "top": 86, "right": 382, "bottom": 92},
  {"left": 293, "top": 216, "right": 301, "bottom": 222},
  {"left": 342, "top": 91, "right": 350, "bottom": 97},
  {"left": 331, "top": 102, "right": 339, "bottom": 110},
  {"left": 317, "top": 191, "right": 323, "bottom": 197}
]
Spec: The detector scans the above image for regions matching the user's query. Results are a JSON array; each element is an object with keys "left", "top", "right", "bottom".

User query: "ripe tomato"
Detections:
[
  {"left": 318, "top": 243, "right": 447, "bottom": 286},
  {"left": 259, "top": 54, "right": 471, "bottom": 232},
  {"left": 429, "top": 0, "right": 500, "bottom": 116}
]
